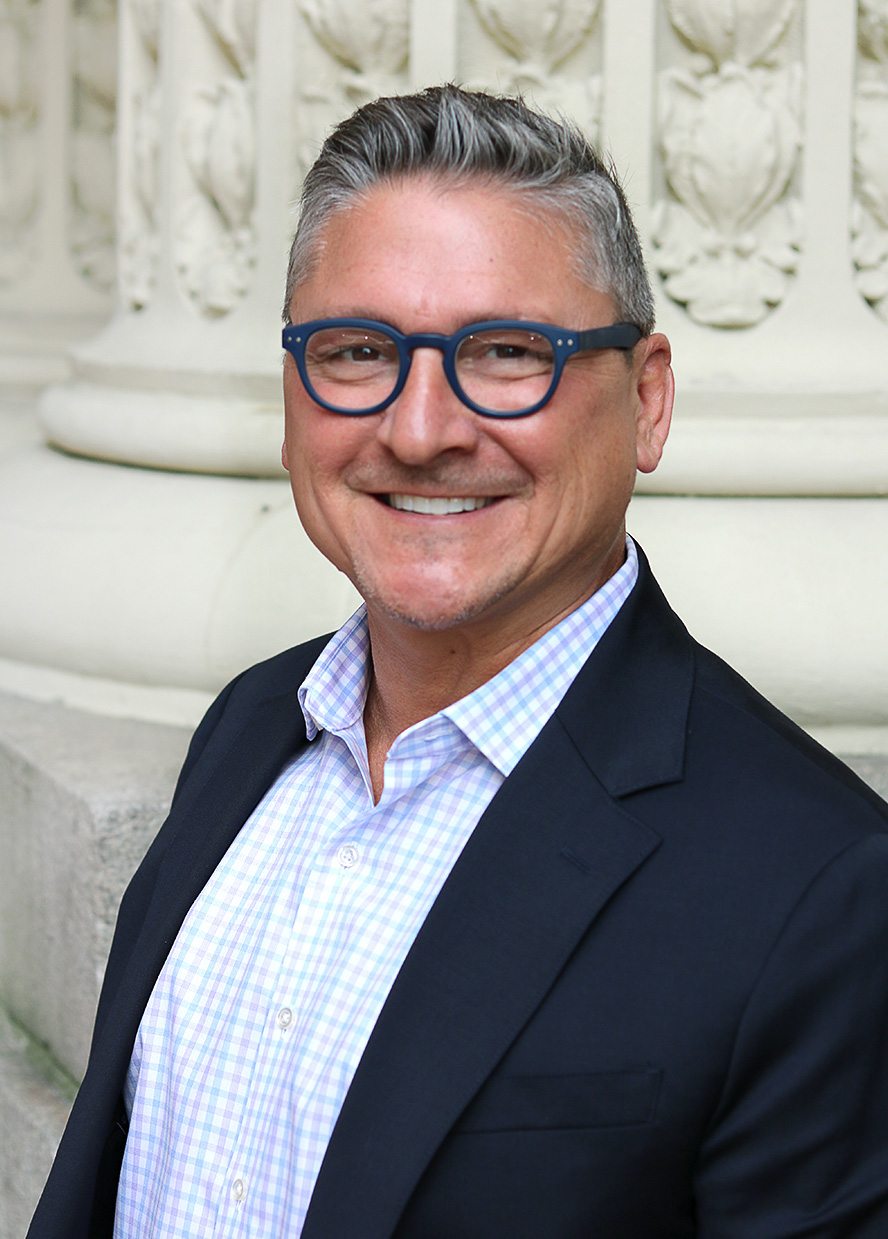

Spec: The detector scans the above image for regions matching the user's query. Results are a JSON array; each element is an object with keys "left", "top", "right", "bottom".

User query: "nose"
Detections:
[{"left": 375, "top": 347, "right": 480, "bottom": 465}]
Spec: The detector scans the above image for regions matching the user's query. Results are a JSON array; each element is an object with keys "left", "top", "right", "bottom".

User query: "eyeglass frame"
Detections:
[{"left": 281, "top": 318, "right": 643, "bottom": 419}]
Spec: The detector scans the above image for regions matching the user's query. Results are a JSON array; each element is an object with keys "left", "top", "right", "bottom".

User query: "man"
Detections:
[{"left": 29, "top": 86, "right": 888, "bottom": 1238}]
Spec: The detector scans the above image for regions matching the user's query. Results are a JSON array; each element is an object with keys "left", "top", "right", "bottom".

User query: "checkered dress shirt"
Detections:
[{"left": 113, "top": 540, "right": 639, "bottom": 1238}]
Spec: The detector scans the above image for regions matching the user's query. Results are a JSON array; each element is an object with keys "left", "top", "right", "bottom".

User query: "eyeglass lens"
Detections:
[{"left": 303, "top": 325, "right": 556, "bottom": 415}]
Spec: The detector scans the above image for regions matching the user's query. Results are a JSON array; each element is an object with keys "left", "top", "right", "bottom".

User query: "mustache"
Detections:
[{"left": 346, "top": 463, "right": 531, "bottom": 494}]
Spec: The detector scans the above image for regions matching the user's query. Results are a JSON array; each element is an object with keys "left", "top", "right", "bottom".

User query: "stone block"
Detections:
[
  {"left": 0, "top": 692, "right": 191, "bottom": 1082},
  {"left": 0, "top": 1009, "right": 75, "bottom": 1239}
]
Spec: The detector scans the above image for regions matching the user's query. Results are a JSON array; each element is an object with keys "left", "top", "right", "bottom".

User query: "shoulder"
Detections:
[
  {"left": 571, "top": 545, "right": 888, "bottom": 902},
  {"left": 688, "top": 639, "right": 888, "bottom": 836}
]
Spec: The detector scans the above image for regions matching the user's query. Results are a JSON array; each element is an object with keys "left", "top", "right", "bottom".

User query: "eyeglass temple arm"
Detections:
[{"left": 573, "top": 324, "right": 643, "bottom": 352}]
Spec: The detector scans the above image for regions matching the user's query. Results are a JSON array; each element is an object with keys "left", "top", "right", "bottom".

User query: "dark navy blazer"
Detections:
[{"left": 28, "top": 550, "right": 888, "bottom": 1238}]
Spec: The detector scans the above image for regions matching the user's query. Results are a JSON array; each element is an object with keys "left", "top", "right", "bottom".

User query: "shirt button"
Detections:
[
  {"left": 337, "top": 843, "right": 359, "bottom": 868},
  {"left": 277, "top": 1007, "right": 293, "bottom": 1029},
  {"left": 232, "top": 1178, "right": 246, "bottom": 1201}
]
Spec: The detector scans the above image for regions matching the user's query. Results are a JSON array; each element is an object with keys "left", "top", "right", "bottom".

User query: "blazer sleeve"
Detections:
[{"left": 694, "top": 831, "right": 888, "bottom": 1237}]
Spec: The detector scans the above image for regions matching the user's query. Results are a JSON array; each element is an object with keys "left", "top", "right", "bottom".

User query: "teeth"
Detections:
[{"left": 388, "top": 494, "right": 495, "bottom": 515}]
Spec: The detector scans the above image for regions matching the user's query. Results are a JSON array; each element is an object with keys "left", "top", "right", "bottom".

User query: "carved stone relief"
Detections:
[
  {"left": 291, "top": 0, "right": 601, "bottom": 212},
  {"left": 0, "top": 0, "right": 40, "bottom": 287},
  {"left": 174, "top": 0, "right": 258, "bottom": 315},
  {"left": 853, "top": 0, "right": 888, "bottom": 321},
  {"left": 120, "top": 0, "right": 161, "bottom": 308},
  {"left": 294, "top": 0, "right": 409, "bottom": 184},
  {"left": 653, "top": 0, "right": 803, "bottom": 327},
  {"left": 70, "top": 0, "right": 117, "bottom": 292},
  {"left": 464, "top": 0, "right": 602, "bottom": 140}
]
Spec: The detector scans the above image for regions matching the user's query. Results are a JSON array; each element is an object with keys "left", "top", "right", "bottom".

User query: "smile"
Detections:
[{"left": 386, "top": 495, "right": 497, "bottom": 514}]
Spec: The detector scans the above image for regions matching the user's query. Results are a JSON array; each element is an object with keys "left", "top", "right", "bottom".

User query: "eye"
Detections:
[
  {"left": 338, "top": 342, "right": 387, "bottom": 363},
  {"left": 457, "top": 331, "right": 554, "bottom": 376},
  {"left": 487, "top": 342, "right": 533, "bottom": 360},
  {"left": 306, "top": 329, "right": 399, "bottom": 375}
]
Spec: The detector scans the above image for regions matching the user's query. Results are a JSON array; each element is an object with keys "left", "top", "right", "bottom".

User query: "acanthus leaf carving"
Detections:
[
  {"left": 0, "top": 0, "right": 39, "bottom": 286},
  {"left": 855, "top": 80, "right": 888, "bottom": 229},
  {"left": 70, "top": 2, "right": 117, "bottom": 292},
  {"left": 130, "top": 0, "right": 161, "bottom": 58},
  {"left": 666, "top": 0, "right": 799, "bottom": 69},
  {"left": 859, "top": 0, "right": 888, "bottom": 63},
  {"left": 661, "top": 64, "right": 799, "bottom": 233},
  {"left": 852, "top": 80, "right": 888, "bottom": 320},
  {"left": 0, "top": 126, "right": 38, "bottom": 264},
  {"left": 119, "top": 0, "right": 162, "bottom": 308},
  {"left": 177, "top": 75, "right": 256, "bottom": 314},
  {"left": 300, "top": 0, "right": 408, "bottom": 80},
  {"left": 852, "top": 200, "right": 888, "bottom": 305},
  {"left": 468, "top": 0, "right": 601, "bottom": 76},
  {"left": 175, "top": 193, "right": 256, "bottom": 315},
  {"left": 73, "top": 3, "right": 117, "bottom": 110},
  {"left": 181, "top": 78, "right": 255, "bottom": 232},
  {"left": 132, "top": 82, "right": 160, "bottom": 221},
  {"left": 0, "top": 7, "right": 36, "bottom": 120},
  {"left": 71, "top": 129, "right": 115, "bottom": 290},
  {"left": 120, "top": 81, "right": 161, "bottom": 308},
  {"left": 655, "top": 63, "right": 801, "bottom": 327},
  {"left": 196, "top": 0, "right": 257, "bottom": 75}
]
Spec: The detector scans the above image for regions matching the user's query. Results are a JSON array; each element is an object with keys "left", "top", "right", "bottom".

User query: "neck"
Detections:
[{"left": 360, "top": 587, "right": 600, "bottom": 801}]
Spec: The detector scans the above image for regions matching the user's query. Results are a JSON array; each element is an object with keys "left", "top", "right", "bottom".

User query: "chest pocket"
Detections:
[{"left": 454, "top": 1067, "right": 663, "bottom": 1133}]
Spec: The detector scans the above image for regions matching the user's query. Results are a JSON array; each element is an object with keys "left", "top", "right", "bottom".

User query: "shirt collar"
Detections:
[
  {"left": 444, "top": 538, "right": 638, "bottom": 774},
  {"left": 298, "top": 538, "right": 639, "bottom": 772},
  {"left": 298, "top": 605, "right": 370, "bottom": 741}
]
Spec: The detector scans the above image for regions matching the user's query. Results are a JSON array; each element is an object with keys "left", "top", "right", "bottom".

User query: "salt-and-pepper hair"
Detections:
[{"left": 284, "top": 84, "right": 655, "bottom": 336}]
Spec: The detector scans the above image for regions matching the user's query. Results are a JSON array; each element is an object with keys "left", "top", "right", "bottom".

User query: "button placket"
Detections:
[{"left": 337, "top": 843, "right": 359, "bottom": 868}]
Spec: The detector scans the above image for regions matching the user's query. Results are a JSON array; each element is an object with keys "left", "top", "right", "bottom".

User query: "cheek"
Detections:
[{"left": 550, "top": 415, "right": 638, "bottom": 523}]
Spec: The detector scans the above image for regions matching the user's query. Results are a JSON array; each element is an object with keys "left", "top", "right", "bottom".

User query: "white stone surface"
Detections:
[
  {"left": 0, "top": 446, "right": 360, "bottom": 698},
  {"left": 0, "top": 692, "right": 188, "bottom": 1237},
  {"left": 0, "top": 692, "right": 191, "bottom": 1080},
  {"left": 0, "top": 1009, "right": 74, "bottom": 1239},
  {"left": 628, "top": 494, "right": 888, "bottom": 729}
]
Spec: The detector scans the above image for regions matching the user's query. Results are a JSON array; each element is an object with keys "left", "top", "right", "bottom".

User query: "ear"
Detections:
[
  {"left": 634, "top": 333, "right": 674, "bottom": 475},
  {"left": 281, "top": 439, "right": 290, "bottom": 472}
]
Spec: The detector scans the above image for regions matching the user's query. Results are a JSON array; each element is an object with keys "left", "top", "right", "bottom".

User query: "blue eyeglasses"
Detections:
[{"left": 282, "top": 318, "right": 642, "bottom": 418}]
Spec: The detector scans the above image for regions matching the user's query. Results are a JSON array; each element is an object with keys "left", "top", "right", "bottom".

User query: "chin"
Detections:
[{"left": 357, "top": 572, "right": 521, "bottom": 634}]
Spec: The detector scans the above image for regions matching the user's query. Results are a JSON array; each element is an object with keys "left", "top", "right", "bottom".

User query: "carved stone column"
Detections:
[
  {"left": 0, "top": 0, "right": 886, "bottom": 749},
  {"left": 41, "top": 0, "right": 293, "bottom": 475},
  {"left": 0, "top": 0, "right": 360, "bottom": 721},
  {"left": 625, "top": 0, "right": 888, "bottom": 752},
  {"left": 0, "top": 0, "right": 114, "bottom": 395}
]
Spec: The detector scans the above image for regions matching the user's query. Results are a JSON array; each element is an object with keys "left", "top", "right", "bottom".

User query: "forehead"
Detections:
[{"left": 289, "top": 179, "right": 608, "bottom": 327}]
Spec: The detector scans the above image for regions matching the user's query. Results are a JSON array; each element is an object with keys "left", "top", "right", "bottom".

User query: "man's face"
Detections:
[{"left": 282, "top": 179, "right": 672, "bottom": 646}]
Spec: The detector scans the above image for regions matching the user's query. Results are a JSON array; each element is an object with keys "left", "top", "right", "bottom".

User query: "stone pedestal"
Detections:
[{"left": 0, "top": 693, "right": 191, "bottom": 1237}]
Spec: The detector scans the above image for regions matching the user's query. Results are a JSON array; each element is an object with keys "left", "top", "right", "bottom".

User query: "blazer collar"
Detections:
[{"left": 302, "top": 549, "right": 695, "bottom": 1239}]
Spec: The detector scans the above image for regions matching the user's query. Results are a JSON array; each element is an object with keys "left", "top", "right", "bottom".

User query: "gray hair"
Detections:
[{"left": 284, "top": 84, "right": 655, "bottom": 335}]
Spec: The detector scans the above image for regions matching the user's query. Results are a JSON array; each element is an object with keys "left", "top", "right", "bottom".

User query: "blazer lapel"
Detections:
[
  {"left": 303, "top": 726, "right": 659, "bottom": 1239},
  {"left": 302, "top": 552, "right": 694, "bottom": 1239}
]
